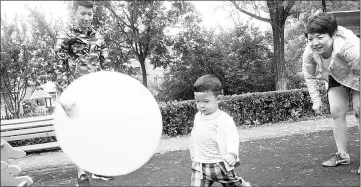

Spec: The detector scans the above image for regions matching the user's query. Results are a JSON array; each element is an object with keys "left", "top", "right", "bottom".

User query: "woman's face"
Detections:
[{"left": 307, "top": 33, "right": 334, "bottom": 58}]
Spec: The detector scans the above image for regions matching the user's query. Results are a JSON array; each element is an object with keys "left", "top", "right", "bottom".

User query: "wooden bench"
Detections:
[{"left": 0, "top": 115, "right": 60, "bottom": 153}]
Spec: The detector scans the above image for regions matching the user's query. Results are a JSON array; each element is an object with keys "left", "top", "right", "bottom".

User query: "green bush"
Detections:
[
  {"left": 8, "top": 136, "right": 57, "bottom": 148},
  {"left": 9, "top": 88, "right": 339, "bottom": 147},
  {"left": 159, "top": 88, "right": 336, "bottom": 137},
  {"left": 160, "top": 101, "right": 197, "bottom": 137}
]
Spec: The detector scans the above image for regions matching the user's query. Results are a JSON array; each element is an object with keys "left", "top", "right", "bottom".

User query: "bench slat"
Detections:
[
  {"left": 16, "top": 142, "right": 60, "bottom": 153},
  {"left": 1, "top": 115, "right": 60, "bottom": 153},
  {"left": 2, "top": 132, "right": 56, "bottom": 142},
  {"left": 1, "top": 126, "right": 54, "bottom": 137},
  {"left": 1, "top": 115, "right": 54, "bottom": 126},
  {"left": 1, "top": 120, "right": 54, "bottom": 131}
]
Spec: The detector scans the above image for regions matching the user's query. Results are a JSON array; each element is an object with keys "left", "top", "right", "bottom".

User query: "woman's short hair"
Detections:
[{"left": 304, "top": 12, "right": 338, "bottom": 38}]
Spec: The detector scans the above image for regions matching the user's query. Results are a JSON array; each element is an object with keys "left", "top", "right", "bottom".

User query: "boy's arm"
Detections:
[
  {"left": 224, "top": 117, "right": 239, "bottom": 159},
  {"left": 190, "top": 135, "right": 194, "bottom": 161},
  {"left": 190, "top": 113, "right": 199, "bottom": 162}
]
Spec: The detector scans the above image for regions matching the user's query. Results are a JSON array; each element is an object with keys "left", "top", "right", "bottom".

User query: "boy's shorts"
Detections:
[{"left": 191, "top": 161, "right": 247, "bottom": 187}]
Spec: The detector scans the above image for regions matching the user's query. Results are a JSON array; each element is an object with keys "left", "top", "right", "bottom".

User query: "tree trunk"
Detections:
[
  {"left": 271, "top": 24, "right": 288, "bottom": 90},
  {"left": 139, "top": 58, "right": 148, "bottom": 87},
  {"left": 322, "top": 0, "right": 327, "bottom": 12},
  {"left": 267, "top": 1, "right": 288, "bottom": 90}
]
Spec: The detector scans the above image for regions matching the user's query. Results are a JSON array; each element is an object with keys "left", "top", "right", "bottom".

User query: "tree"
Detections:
[
  {"left": 0, "top": 14, "right": 38, "bottom": 118},
  {"left": 26, "top": 5, "right": 66, "bottom": 82},
  {"left": 99, "top": 1, "right": 180, "bottom": 87},
  {"left": 284, "top": 21, "right": 307, "bottom": 89},
  {"left": 229, "top": 0, "right": 301, "bottom": 90},
  {"left": 158, "top": 21, "right": 274, "bottom": 101}
]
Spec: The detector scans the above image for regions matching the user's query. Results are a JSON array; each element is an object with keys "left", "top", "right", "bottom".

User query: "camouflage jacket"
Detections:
[
  {"left": 54, "top": 25, "right": 110, "bottom": 92},
  {"left": 302, "top": 26, "right": 360, "bottom": 104}
]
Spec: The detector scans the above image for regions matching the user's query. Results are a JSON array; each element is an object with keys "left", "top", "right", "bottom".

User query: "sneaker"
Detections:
[
  {"left": 322, "top": 153, "right": 350, "bottom": 167},
  {"left": 239, "top": 178, "right": 251, "bottom": 187},
  {"left": 91, "top": 174, "right": 115, "bottom": 181},
  {"left": 77, "top": 174, "right": 91, "bottom": 187}
]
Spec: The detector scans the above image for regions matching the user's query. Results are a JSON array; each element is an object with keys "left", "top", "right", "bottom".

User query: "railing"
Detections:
[{"left": 1, "top": 111, "right": 50, "bottom": 121}]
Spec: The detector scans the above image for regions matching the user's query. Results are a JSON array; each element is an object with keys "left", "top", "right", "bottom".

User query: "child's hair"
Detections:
[
  {"left": 304, "top": 12, "right": 338, "bottom": 38},
  {"left": 193, "top": 74, "right": 222, "bottom": 96},
  {"left": 73, "top": 1, "right": 94, "bottom": 11}
]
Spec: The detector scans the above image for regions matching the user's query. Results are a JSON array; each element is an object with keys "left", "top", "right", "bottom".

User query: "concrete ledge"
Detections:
[{"left": 17, "top": 142, "right": 60, "bottom": 153}]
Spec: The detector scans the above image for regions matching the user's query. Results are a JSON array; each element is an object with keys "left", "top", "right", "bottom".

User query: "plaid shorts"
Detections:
[{"left": 191, "top": 161, "right": 248, "bottom": 187}]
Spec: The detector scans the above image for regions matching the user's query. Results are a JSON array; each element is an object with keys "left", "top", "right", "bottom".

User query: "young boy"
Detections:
[{"left": 190, "top": 74, "right": 251, "bottom": 187}]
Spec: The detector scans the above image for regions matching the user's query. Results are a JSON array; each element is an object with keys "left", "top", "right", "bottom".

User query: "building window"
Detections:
[
  {"left": 154, "top": 76, "right": 163, "bottom": 85},
  {"left": 135, "top": 67, "right": 141, "bottom": 74},
  {"left": 48, "top": 92, "right": 57, "bottom": 107},
  {"left": 154, "top": 77, "right": 158, "bottom": 84}
]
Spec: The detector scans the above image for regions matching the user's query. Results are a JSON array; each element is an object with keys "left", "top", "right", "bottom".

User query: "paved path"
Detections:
[
  {"left": 14, "top": 115, "right": 360, "bottom": 187},
  {"left": 12, "top": 116, "right": 358, "bottom": 172}
]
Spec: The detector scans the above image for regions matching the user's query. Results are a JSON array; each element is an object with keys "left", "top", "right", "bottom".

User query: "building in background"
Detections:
[
  {"left": 129, "top": 58, "right": 168, "bottom": 88},
  {"left": 329, "top": 10, "right": 360, "bottom": 37}
]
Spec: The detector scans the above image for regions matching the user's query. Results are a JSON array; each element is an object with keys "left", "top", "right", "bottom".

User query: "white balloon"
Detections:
[{"left": 54, "top": 71, "right": 163, "bottom": 176}]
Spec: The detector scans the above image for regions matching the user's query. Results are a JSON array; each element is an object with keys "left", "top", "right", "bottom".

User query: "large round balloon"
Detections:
[{"left": 54, "top": 71, "right": 163, "bottom": 176}]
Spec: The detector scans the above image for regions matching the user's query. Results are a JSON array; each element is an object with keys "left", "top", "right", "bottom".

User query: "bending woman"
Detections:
[{"left": 302, "top": 12, "right": 360, "bottom": 174}]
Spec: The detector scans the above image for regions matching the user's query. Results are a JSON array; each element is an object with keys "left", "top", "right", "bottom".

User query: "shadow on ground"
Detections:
[{"left": 23, "top": 127, "right": 360, "bottom": 186}]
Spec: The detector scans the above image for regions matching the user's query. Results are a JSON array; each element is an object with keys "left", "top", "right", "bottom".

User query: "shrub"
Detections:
[
  {"left": 159, "top": 88, "right": 323, "bottom": 136},
  {"left": 8, "top": 88, "right": 340, "bottom": 147},
  {"left": 8, "top": 137, "right": 57, "bottom": 148},
  {"left": 160, "top": 101, "right": 197, "bottom": 137}
]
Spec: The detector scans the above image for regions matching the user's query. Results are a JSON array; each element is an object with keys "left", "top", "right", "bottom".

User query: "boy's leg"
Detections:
[
  {"left": 215, "top": 162, "right": 251, "bottom": 187},
  {"left": 191, "top": 162, "right": 214, "bottom": 187},
  {"left": 191, "top": 171, "right": 213, "bottom": 187}
]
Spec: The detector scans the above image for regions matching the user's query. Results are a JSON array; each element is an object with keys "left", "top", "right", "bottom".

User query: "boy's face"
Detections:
[
  {"left": 194, "top": 92, "right": 221, "bottom": 115},
  {"left": 307, "top": 33, "right": 333, "bottom": 58},
  {"left": 75, "top": 5, "right": 93, "bottom": 30}
]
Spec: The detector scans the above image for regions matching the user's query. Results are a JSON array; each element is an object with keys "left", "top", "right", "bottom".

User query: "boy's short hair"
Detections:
[
  {"left": 304, "top": 12, "right": 338, "bottom": 38},
  {"left": 193, "top": 74, "right": 222, "bottom": 96},
  {"left": 73, "top": 1, "right": 94, "bottom": 11}
]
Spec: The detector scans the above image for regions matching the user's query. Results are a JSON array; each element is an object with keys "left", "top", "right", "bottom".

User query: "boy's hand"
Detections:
[{"left": 223, "top": 153, "right": 237, "bottom": 167}]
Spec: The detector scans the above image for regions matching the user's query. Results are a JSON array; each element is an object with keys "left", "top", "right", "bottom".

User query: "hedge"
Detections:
[
  {"left": 160, "top": 88, "right": 332, "bottom": 137},
  {"left": 8, "top": 88, "right": 337, "bottom": 147}
]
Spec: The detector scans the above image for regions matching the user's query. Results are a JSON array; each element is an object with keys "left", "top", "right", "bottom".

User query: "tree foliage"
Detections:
[
  {"left": 1, "top": 14, "right": 37, "bottom": 118},
  {"left": 26, "top": 5, "right": 66, "bottom": 82},
  {"left": 157, "top": 21, "right": 274, "bottom": 101},
  {"left": 229, "top": 0, "right": 298, "bottom": 90},
  {"left": 96, "top": 1, "right": 186, "bottom": 87}
]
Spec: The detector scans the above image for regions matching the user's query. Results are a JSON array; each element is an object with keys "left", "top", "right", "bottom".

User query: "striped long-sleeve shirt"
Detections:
[{"left": 190, "top": 109, "right": 240, "bottom": 170}]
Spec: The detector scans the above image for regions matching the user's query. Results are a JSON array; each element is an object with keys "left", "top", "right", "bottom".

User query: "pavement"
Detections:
[{"left": 8, "top": 115, "right": 361, "bottom": 186}]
